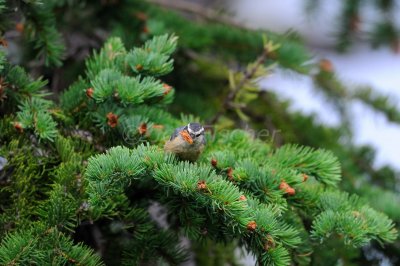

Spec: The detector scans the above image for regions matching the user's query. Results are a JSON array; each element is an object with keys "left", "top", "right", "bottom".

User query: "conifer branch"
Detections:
[
  {"left": 1, "top": 29, "right": 399, "bottom": 265},
  {"left": 84, "top": 140, "right": 396, "bottom": 264},
  {"left": 85, "top": 145, "right": 303, "bottom": 265}
]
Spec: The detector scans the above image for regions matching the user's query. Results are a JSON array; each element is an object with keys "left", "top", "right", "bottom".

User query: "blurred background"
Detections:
[{"left": 230, "top": 0, "right": 400, "bottom": 169}]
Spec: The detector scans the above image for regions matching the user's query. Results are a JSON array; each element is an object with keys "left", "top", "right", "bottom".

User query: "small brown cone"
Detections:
[
  {"left": 135, "top": 12, "right": 148, "bottom": 21},
  {"left": 15, "top": 23, "right": 24, "bottom": 33},
  {"left": 319, "top": 59, "right": 334, "bottom": 73},
  {"left": 279, "top": 181, "right": 295, "bottom": 195},
  {"left": 227, "top": 167, "right": 234, "bottom": 181},
  {"left": 197, "top": 180, "right": 207, "bottom": 191},
  {"left": 247, "top": 221, "right": 257, "bottom": 231},
  {"left": 86, "top": 87, "right": 94, "bottom": 98},
  {"left": 163, "top": 84, "right": 172, "bottom": 95},
  {"left": 106, "top": 112, "right": 118, "bottom": 128},
  {"left": 14, "top": 122, "right": 23, "bottom": 133},
  {"left": 138, "top": 123, "right": 147, "bottom": 135}
]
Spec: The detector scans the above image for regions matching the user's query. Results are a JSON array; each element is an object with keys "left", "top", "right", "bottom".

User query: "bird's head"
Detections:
[{"left": 186, "top": 122, "right": 205, "bottom": 140}]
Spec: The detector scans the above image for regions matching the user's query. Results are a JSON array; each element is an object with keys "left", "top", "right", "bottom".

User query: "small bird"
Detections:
[{"left": 164, "top": 122, "right": 206, "bottom": 162}]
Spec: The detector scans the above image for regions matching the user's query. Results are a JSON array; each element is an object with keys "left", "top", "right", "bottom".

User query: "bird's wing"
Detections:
[{"left": 170, "top": 126, "right": 186, "bottom": 140}]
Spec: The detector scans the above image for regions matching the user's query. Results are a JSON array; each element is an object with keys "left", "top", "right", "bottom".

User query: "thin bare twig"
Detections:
[
  {"left": 147, "top": 0, "right": 248, "bottom": 30},
  {"left": 209, "top": 48, "right": 269, "bottom": 124}
]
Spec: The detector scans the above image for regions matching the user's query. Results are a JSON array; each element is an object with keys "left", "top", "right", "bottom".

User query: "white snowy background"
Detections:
[
  {"left": 230, "top": 0, "right": 400, "bottom": 170},
  {"left": 222, "top": 1, "right": 400, "bottom": 264}
]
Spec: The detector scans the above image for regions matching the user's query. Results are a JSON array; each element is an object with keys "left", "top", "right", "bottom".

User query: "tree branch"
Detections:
[
  {"left": 208, "top": 48, "right": 269, "bottom": 124},
  {"left": 147, "top": 0, "right": 248, "bottom": 30}
]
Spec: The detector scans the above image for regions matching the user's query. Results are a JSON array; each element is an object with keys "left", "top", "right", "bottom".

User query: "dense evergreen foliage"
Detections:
[{"left": 0, "top": 1, "right": 399, "bottom": 265}]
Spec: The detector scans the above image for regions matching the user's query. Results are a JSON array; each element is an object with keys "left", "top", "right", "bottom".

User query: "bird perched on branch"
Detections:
[{"left": 164, "top": 123, "right": 206, "bottom": 162}]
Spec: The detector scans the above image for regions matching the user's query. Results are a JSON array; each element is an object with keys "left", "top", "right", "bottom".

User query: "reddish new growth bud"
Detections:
[
  {"left": 152, "top": 124, "right": 164, "bottom": 130},
  {"left": 279, "top": 181, "right": 289, "bottom": 191},
  {"left": 15, "top": 22, "right": 24, "bottom": 33},
  {"left": 14, "top": 122, "right": 23, "bottom": 133},
  {"left": 163, "top": 83, "right": 172, "bottom": 95},
  {"left": 138, "top": 123, "right": 147, "bottom": 135},
  {"left": 135, "top": 64, "right": 143, "bottom": 71},
  {"left": 302, "top": 173, "right": 309, "bottom": 182},
  {"left": 264, "top": 235, "right": 275, "bottom": 251},
  {"left": 286, "top": 187, "right": 296, "bottom": 196},
  {"left": 239, "top": 195, "right": 247, "bottom": 201},
  {"left": 227, "top": 167, "right": 234, "bottom": 180},
  {"left": 86, "top": 87, "right": 94, "bottom": 98},
  {"left": 211, "top": 158, "right": 218, "bottom": 167},
  {"left": 0, "top": 39, "right": 8, "bottom": 47},
  {"left": 247, "top": 221, "right": 257, "bottom": 231},
  {"left": 142, "top": 26, "right": 149, "bottom": 33},
  {"left": 197, "top": 180, "right": 207, "bottom": 190},
  {"left": 135, "top": 12, "right": 148, "bottom": 21},
  {"left": 350, "top": 15, "right": 361, "bottom": 32},
  {"left": 319, "top": 59, "right": 334, "bottom": 73},
  {"left": 106, "top": 112, "right": 118, "bottom": 128},
  {"left": 279, "top": 181, "right": 296, "bottom": 196}
]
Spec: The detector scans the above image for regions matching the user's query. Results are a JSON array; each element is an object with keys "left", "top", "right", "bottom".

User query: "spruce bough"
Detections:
[{"left": 0, "top": 35, "right": 397, "bottom": 265}]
